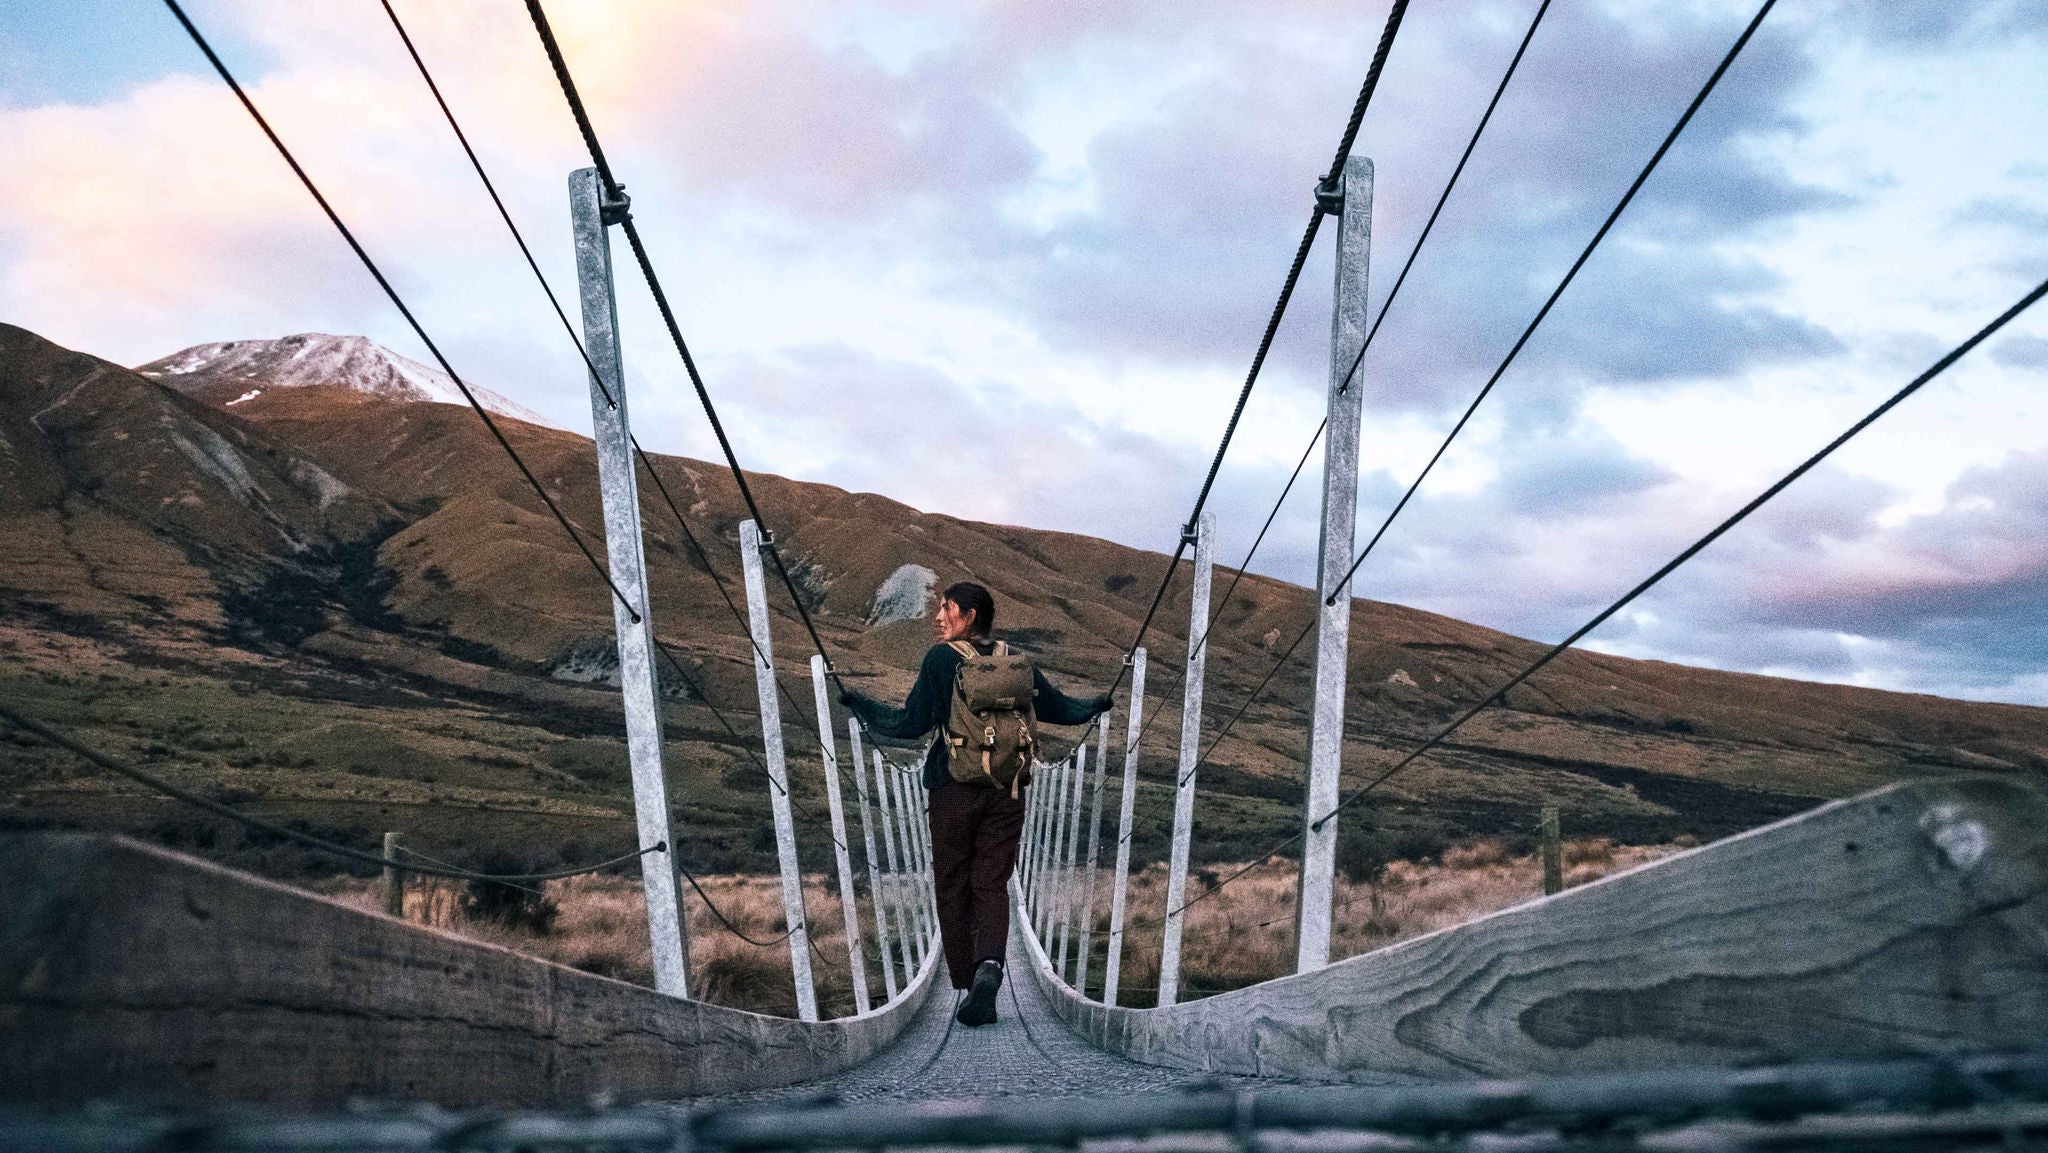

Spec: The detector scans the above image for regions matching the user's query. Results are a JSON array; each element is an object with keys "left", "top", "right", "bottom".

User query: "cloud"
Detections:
[{"left": 1, "top": 0, "right": 2045, "bottom": 706}]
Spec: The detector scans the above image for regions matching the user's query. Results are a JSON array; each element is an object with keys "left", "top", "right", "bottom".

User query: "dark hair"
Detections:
[{"left": 941, "top": 581, "right": 995, "bottom": 637}]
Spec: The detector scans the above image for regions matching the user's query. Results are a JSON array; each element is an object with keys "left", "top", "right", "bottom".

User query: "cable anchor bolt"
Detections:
[
  {"left": 1314, "top": 174, "right": 1344, "bottom": 216},
  {"left": 600, "top": 183, "right": 632, "bottom": 226}
]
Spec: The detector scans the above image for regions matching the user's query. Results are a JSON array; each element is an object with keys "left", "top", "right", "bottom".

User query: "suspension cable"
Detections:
[
  {"left": 1104, "top": 0, "right": 1411, "bottom": 701},
  {"left": 1136, "top": 270, "right": 2048, "bottom": 929},
  {"left": 158, "top": 0, "right": 639, "bottom": 624},
  {"left": 1152, "top": 0, "right": 1769, "bottom": 800},
  {"left": 1, "top": 702, "right": 662, "bottom": 883},
  {"left": 376, "top": 0, "right": 855, "bottom": 822},
  {"left": 523, "top": 0, "right": 855, "bottom": 701},
  {"left": 1322, "top": 0, "right": 1776, "bottom": 610}
]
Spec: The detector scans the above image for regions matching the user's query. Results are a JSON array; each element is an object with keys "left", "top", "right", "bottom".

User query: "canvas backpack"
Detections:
[{"left": 942, "top": 639, "right": 1038, "bottom": 795}]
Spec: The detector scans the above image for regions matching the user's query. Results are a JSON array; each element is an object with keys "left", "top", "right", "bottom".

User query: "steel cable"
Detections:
[
  {"left": 1135, "top": 269, "right": 2048, "bottom": 929},
  {"left": 0, "top": 702, "right": 663, "bottom": 883},
  {"left": 1153, "top": 0, "right": 1761, "bottom": 802},
  {"left": 378, "top": 0, "right": 853, "bottom": 821},
  {"left": 523, "top": 0, "right": 857, "bottom": 705},
  {"left": 158, "top": 0, "right": 640, "bottom": 625},
  {"left": 1103, "top": 0, "right": 1411, "bottom": 702},
  {"left": 1322, "top": 0, "right": 1776, "bottom": 610}
]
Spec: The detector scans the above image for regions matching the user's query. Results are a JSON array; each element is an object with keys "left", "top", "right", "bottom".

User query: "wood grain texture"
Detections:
[
  {"left": 1023, "top": 777, "right": 2048, "bottom": 1083},
  {"left": 0, "top": 834, "right": 939, "bottom": 1107}
]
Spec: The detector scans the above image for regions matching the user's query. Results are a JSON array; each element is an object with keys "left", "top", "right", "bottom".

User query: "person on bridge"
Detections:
[{"left": 842, "top": 580, "right": 1112, "bottom": 1027}]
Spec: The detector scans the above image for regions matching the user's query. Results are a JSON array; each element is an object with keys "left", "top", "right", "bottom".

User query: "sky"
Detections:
[{"left": 2, "top": 0, "right": 2045, "bottom": 705}]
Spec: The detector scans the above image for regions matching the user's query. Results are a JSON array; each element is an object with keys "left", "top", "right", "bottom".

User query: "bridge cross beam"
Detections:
[
  {"left": 566, "top": 166, "right": 689, "bottom": 999},
  {"left": 1297, "top": 153, "right": 1373, "bottom": 973}
]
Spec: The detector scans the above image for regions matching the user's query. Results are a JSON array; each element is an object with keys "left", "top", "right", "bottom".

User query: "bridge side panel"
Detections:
[
  {"left": 0, "top": 833, "right": 939, "bottom": 1108},
  {"left": 1022, "top": 777, "right": 2048, "bottom": 1083}
]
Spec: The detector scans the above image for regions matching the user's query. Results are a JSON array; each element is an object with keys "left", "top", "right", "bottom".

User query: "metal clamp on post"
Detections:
[
  {"left": 599, "top": 183, "right": 632, "bottom": 227},
  {"left": 756, "top": 527, "right": 776, "bottom": 550},
  {"left": 1180, "top": 521, "right": 1200, "bottom": 547},
  {"left": 1314, "top": 174, "right": 1345, "bottom": 216}
]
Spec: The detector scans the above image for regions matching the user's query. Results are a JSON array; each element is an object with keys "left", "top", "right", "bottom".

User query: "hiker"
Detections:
[{"left": 841, "top": 580, "right": 1112, "bottom": 1027}]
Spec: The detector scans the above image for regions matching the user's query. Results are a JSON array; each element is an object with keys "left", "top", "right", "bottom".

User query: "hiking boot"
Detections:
[{"left": 956, "top": 959, "right": 1002, "bottom": 1027}]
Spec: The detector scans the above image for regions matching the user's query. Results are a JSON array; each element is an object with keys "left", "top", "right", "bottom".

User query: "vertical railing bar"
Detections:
[
  {"left": 809, "top": 656, "right": 870, "bottom": 1015},
  {"left": 847, "top": 719, "right": 897, "bottom": 1004},
  {"left": 1102, "top": 646, "right": 1147, "bottom": 1007},
  {"left": 738, "top": 518, "right": 816, "bottom": 1021},
  {"left": 1158, "top": 510, "right": 1214, "bottom": 1007},
  {"left": 1074, "top": 719, "right": 1111, "bottom": 993}
]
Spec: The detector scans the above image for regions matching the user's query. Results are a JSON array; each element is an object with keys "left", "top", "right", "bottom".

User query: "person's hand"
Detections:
[
  {"left": 838, "top": 690, "right": 858, "bottom": 708},
  {"left": 1091, "top": 692, "right": 1116, "bottom": 716}
]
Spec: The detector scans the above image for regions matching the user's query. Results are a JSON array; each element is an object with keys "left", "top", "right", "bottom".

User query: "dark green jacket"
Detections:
[{"left": 844, "top": 639, "right": 1106, "bottom": 789}]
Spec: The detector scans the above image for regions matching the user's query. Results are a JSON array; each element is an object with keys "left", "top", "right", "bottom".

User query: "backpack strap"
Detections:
[
  {"left": 994, "top": 640, "right": 1010, "bottom": 656},
  {"left": 946, "top": 640, "right": 977, "bottom": 659}
]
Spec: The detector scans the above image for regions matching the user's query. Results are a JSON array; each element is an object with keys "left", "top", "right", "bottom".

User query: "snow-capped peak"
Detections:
[{"left": 137, "top": 333, "right": 560, "bottom": 429}]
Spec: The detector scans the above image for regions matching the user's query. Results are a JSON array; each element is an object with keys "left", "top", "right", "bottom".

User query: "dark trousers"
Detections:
[{"left": 926, "top": 777, "right": 1027, "bottom": 989}]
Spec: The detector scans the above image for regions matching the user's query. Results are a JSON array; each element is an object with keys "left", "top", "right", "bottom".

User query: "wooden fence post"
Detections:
[
  {"left": 381, "top": 832, "right": 405, "bottom": 918},
  {"left": 1542, "top": 806, "right": 1563, "bottom": 896}
]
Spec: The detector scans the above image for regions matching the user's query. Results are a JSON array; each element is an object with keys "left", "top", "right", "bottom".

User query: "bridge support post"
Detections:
[
  {"left": 847, "top": 720, "right": 898, "bottom": 1004},
  {"left": 738, "top": 518, "right": 817, "bottom": 1021},
  {"left": 810, "top": 657, "right": 870, "bottom": 1014},
  {"left": 1074, "top": 719, "right": 1111, "bottom": 991},
  {"left": 871, "top": 749, "right": 918, "bottom": 982},
  {"left": 568, "top": 166, "right": 690, "bottom": 999},
  {"left": 1296, "top": 154, "right": 1373, "bottom": 975},
  {"left": 1102, "top": 647, "right": 1145, "bottom": 1006},
  {"left": 1056, "top": 744, "right": 1088, "bottom": 975},
  {"left": 1158, "top": 510, "right": 1215, "bottom": 1006}
]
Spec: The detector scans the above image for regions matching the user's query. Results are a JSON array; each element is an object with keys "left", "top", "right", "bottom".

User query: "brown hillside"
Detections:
[{"left": 4, "top": 324, "right": 2045, "bottom": 882}]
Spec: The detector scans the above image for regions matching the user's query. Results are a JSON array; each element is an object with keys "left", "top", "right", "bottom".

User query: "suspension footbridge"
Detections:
[{"left": 3, "top": 0, "right": 2047, "bottom": 1145}]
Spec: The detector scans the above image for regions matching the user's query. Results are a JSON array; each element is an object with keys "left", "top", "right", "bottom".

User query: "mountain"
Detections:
[
  {"left": 4, "top": 323, "right": 2046, "bottom": 881},
  {"left": 138, "top": 333, "right": 559, "bottom": 430}
]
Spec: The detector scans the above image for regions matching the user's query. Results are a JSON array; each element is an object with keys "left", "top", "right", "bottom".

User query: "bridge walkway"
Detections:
[{"left": 694, "top": 931, "right": 1290, "bottom": 1106}]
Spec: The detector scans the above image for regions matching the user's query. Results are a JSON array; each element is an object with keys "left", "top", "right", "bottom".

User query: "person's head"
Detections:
[{"left": 934, "top": 581, "right": 995, "bottom": 643}]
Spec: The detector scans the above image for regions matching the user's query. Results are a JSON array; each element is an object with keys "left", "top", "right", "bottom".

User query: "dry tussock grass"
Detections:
[
  {"left": 1068, "top": 837, "right": 1678, "bottom": 1005},
  {"left": 324, "top": 836, "right": 1677, "bottom": 1016},
  {"left": 330, "top": 870, "right": 904, "bottom": 1020}
]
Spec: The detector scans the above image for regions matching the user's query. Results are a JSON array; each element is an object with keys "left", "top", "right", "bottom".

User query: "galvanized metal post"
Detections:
[
  {"left": 1074, "top": 719, "right": 1111, "bottom": 992},
  {"left": 809, "top": 656, "right": 869, "bottom": 1015},
  {"left": 568, "top": 167, "right": 690, "bottom": 999},
  {"left": 1055, "top": 743, "right": 1088, "bottom": 975},
  {"left": 1036, "top": 761, "right": 1063, "bottom": 929},
  {"left": 1041, "top": 756, "right": 1074, "bottom": 941},
  {"left": 1024, "top": 762, "right": 1048, "bottom": 913},
  {"left": 889, "top": 764, "right": 933, "bottom": 960},
  {"left": 847, "top": 719, "right": 897, "bottom": 1003},
  {"left": 1297, "top": 154, "right": 1373, "bottom": 975},
  {"left": 1018, "top": 766, "right": 1038, "bottom": 900},
  {"left": 1158, "top": 510, "right": 1215, "bottom": 1007},
  {"left": 871, "top": 749, "right": 918, "bottom": 980},
  {"left": 1103, "top": 646, "right": 1146, "bottom": 1007},
  {"left": 738, "top": 518, "right": 816, "bottom": 1021}
]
